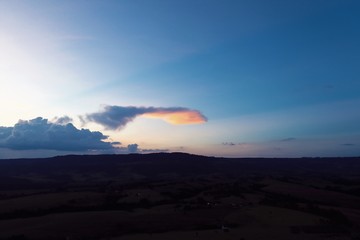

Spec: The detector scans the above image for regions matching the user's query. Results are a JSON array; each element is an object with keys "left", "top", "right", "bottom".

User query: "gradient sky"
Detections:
[{"left": 0, "top": 0, "right": 359, "bottom": 158}]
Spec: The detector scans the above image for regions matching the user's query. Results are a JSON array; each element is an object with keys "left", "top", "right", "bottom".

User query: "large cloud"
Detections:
[
  {"left": 82, "top": 105, "right": 207, "bottom": 130},
  {"left": 0, "top": 117, "right": 115, "bottom": 151}
]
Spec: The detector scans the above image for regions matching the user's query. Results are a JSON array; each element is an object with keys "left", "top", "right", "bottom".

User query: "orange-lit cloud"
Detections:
[
  {"left": 83, "top": 105, "right": 207, "bottom": 130},
  {"left": 142, "top": 110, "right": 207, "bottom": 124}
]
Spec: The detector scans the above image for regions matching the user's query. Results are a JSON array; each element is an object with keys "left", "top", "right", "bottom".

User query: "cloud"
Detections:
[
  {"left": 141, "top": 148, "right": 169, "bottom": 153},
  {"left": 142, "top": 110, "right": 206, "bottom": 125},
  {"left": 0, "top": 117, "right": 115, "bottom": 151},
  {"left": 222, "top": 142, "right": 249, "bottom": 147},
  {"left": 52, "top": 116, "right": 73, "bottom": 125},
  {"left": 280, "top": 137, "right": 297, "bottom": 142},
  {"left": 342, "top": 143, "right": 355, "bottom": 146},
  {"left": 127, "top": 143, "right": 139, "bottom": 153},
  {"left": 82, "top": 105, "right": 207, "bottom": 130},
  {"left": 112, "top": 144, "right": 167, "bottom": 154}
]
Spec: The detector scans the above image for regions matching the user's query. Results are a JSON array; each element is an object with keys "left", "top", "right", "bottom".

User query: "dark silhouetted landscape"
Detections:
[
  {"left": 2, "top": 1, "right": 360, "bottom": 239},
  {"left": 0, "top": 153, "right": 359, "bottom": 239}
]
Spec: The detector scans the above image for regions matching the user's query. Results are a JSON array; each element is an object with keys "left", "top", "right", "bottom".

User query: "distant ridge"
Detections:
[
  {"left": 0, "top": 153, "right": 359, "bottom": 183},
  {"left": 2, "top": 151, "right": 359, "bottom": 161}
]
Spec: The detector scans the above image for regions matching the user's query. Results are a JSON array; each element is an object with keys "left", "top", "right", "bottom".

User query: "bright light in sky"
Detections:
[{"left": 0, "top": 0, "right": 359, "bottom": 158}]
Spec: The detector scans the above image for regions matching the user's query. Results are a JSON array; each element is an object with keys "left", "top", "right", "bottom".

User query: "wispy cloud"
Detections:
[
  {"left": 82, "top": 105, "right": 207, "bottom": 130},
  {"left": 341, "top": 143, "right": 356, "bottom": 146},
  {"left": 280, "top": 137, "right": 297, "bottom": 142},
  {"left": 222, "top": 142, "right": 250, "bottom": 147}
]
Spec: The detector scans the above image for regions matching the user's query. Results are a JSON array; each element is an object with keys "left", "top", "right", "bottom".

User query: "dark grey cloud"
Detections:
[
  {"left": 112, "top": 144, "right": 167, "bottom": 154},
  {"left": 280, "top": 137, "right": 297, "bottom": 142},
  {"left": 127, "top": 144, "right": 139, "bottom": 153},
  {"left": 342, "top": 143, "right": 355, "bottom": 146},
  {"left": 82, "top": 105, "right": 207, "bottom": 130},
  {"left": 0, "top": 117, "right": 115, "bottom": 151},
  {"left": 222, "top": 142, "right": 249, "bottom": 146},
  {"left": 52, "top": 116, "right": 73, "bottom": 125},
  {"left": 141, "top": 148, "right": 169, "bottom": 153}
]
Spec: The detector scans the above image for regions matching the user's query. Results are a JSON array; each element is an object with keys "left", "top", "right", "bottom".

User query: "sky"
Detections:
[{"left": 0, "top": 0, "right": 359, "bottom": 158}]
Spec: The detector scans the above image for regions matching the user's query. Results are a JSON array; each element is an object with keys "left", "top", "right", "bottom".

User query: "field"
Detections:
[{"left": 0, "top": 153, "right": 359, "bottom": 239}]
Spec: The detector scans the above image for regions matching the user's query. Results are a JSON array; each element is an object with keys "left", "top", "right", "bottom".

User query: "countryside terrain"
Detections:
[{"left": 0, "top": 153, "right": 359, "bottom": 240}]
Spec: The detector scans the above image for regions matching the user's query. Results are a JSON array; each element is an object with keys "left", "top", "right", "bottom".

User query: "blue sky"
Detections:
[{"left": 0, "top": 0, "right": 359, "bottom": 158}]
